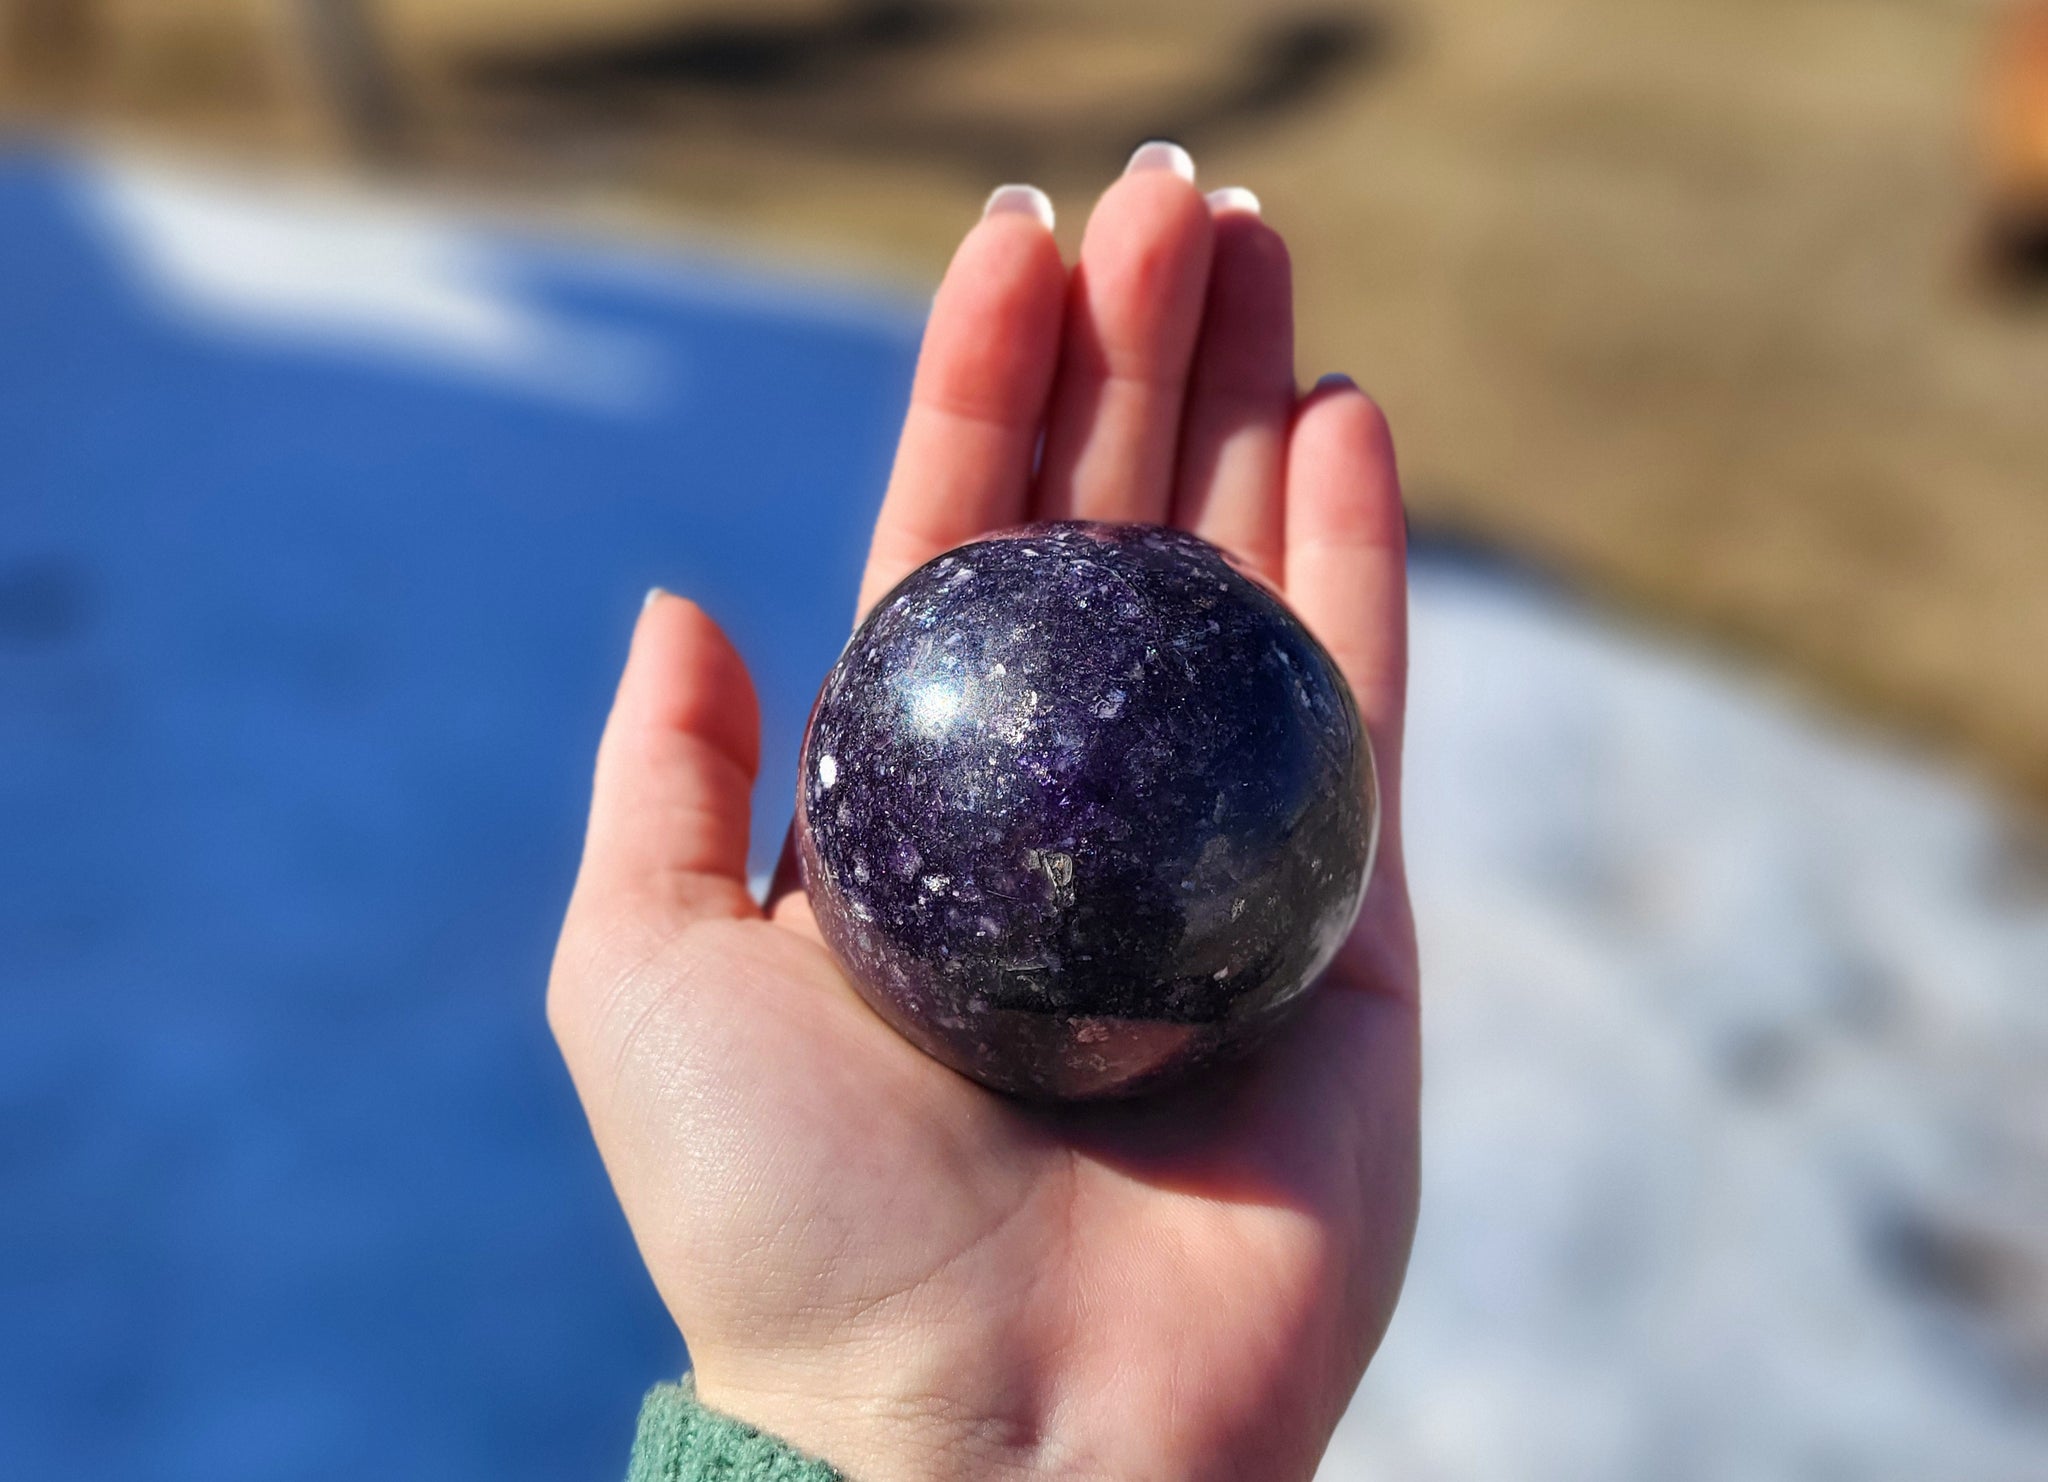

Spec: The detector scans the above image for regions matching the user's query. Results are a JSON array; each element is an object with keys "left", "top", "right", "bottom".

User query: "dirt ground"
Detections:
[{"left": 6, "top": 0, "right": 2045, "bottom": 803}]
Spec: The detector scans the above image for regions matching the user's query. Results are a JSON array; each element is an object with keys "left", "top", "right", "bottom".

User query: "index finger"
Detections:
[{"left": 856, "top": 187, "right": 1068, "bottom": 616}]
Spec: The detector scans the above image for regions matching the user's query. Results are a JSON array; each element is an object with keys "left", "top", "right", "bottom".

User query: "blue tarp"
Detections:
[{"left": 0, "top": 150, "right": 920, "bottom": 1481}]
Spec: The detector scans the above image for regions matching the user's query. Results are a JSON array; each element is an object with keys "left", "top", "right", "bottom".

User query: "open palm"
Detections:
[{"left": 551, "top": 146, "right": 1418, "bottom": 1482}]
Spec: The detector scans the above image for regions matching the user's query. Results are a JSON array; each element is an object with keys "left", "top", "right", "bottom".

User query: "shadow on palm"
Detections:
[{"left": 757, "top": 864, "right": 1415, "bottom": 1217}]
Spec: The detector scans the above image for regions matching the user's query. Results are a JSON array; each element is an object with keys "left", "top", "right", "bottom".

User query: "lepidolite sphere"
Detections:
[{"left": 797, "top": 521, "right": 1375, "bottom": 1100}]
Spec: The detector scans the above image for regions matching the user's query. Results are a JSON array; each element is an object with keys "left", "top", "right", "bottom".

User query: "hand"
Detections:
[{"left": 550, "top": 144, "right": 1418, "bottom": 1482}]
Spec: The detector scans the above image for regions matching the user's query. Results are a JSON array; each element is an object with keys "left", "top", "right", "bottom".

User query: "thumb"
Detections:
[{"left": 559, "top": 591, "right": 763, "bottom": 963}]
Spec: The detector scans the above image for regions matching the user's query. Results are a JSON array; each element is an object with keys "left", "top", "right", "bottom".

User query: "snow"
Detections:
[
  {"left": 82, "top": 155, "right": 662, "bottom": 409},
  {"left": 1319, "top": 557, "right": 2048, "bottom": 1481}
]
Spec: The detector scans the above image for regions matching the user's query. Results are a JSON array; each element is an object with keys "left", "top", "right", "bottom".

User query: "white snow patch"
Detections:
[
  {"left": 83, "top": 157, "right": 660, "bottom": 409},
  {"left": 1317, "top": 560, "right": 2048, "bottom": 1482}
]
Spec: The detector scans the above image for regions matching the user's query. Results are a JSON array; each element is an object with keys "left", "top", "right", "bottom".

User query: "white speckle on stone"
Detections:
[
  {"left": 1214, "top": 967, "right": 1231, "bottom": 979},
  {"left": 922, "top": 874, "right": 952, "bottom": 894},
  {"left": 818, "top": 754, "right": 838, "bottom": 789},
  {"left": 1095, "top": 688, "right": 1127, "bottom": 720},
  {"left": 990, "top": 662, "right": 1006, "bottom": 678}
]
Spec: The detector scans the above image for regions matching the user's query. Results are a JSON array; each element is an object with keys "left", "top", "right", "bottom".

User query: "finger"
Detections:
[
  {"left": 566, "top": 591, "right": 763, "bottom": 937},
  {"left": 857, "top": 187, "right": 1067, "bottom": 615},
  {"left": 763, "top": 823, "right": 820, "bottom": 939},
  {"left": 1034, "top": 142, "right": 1214, "bottom": 524},
  {"left": 1170, "top": 189, "right": 1293, "bottom": 582},
  {"left": 1284, "top": 379, "right": 1408, "bottom": 803}
]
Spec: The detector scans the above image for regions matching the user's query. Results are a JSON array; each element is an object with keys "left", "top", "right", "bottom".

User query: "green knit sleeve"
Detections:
[{"left": 627, "top": 1377, "right": 847, "bottom": 1482}]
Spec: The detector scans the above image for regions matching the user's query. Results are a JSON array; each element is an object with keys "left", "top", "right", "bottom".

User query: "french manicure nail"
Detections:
[
  {"left": 982, "top": 183, "right": 1055, "bottom": 230},
  {"left": 642, "top": 586, "right": 667, "bottom": 613},
  {"left": 1206, "top": 186, "right": 1261, "bottom": 216},
  {"left": 1125, "top": 140, "right": 1195, "bottom": 182}
]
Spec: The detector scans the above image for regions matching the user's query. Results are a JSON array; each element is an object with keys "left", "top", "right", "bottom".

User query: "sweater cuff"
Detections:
[{"left": 628, "top": 1376, "right": 848, "bottom": 1482}]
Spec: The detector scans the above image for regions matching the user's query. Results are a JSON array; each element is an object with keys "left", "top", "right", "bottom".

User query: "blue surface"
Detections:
[{"left": 0, "top": 151, "right": 919, "bottom": 1480}]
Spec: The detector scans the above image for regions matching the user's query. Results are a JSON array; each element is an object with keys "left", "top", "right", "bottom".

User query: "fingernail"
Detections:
[
  {"left": 982, "top": 183, "right": 1055, "bottom": 230},
  {"left": 1315, "top": 372, "right": 1358, "bottom": 391},
  {"left": 1206, "top": 186, "right": 1261, "bottom": 216},
  {"left": 1125, "top": 140, "right": 1195, "bottom": 182},
  {"left": 642, "top": 586, "right": 667, "bottom": 614}
]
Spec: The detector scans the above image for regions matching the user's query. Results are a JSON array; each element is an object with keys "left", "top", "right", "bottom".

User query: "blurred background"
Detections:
[{"left": 2, "top": 2, "right": 2044, "bottom": 1479}]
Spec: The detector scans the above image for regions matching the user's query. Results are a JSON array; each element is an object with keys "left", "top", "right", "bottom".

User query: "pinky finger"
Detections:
[{"left": 1283, "top": 378, "right": 1408, "bottom": 803}]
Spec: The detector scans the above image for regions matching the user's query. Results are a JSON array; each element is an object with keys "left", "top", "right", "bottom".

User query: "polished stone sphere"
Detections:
[{"left": 797, "top": 521, "right": 1376, "bottom": 1100}]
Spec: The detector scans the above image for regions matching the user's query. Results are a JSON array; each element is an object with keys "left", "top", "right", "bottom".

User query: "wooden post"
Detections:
[
  {"left": 283, "top": 0, "right": 409, "bottom": 163},
  {"left": 1985, "top": 1, "right": 2048, "bottom": 279}
]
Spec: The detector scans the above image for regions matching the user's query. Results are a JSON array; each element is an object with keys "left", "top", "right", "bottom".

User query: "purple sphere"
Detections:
[{"left": 797, "top": 522, "right": 1376, "bottom": 1100}]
